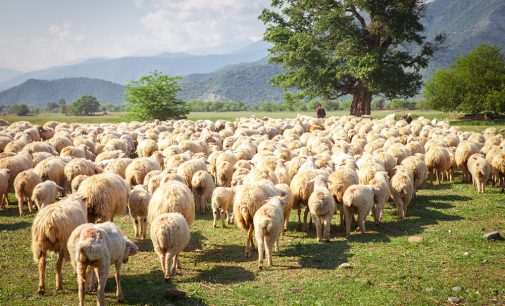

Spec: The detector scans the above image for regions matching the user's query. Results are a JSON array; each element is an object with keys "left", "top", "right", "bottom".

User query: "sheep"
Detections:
[
  {"left": 328, "top": 167, "right": 359, "bottom": 227},
  {"left": 67, "top": 222, "right": 138, "bottom": 306},
  {"left": 64, "top": 158, "right": 103, "bottom": 192},
  {"left": 128, "top": 185, "right": 151, "bottom": 239},
  {"left": 211, "top": 187, "right": 235, "bottom": 228},
  {"left": 148, "top": 180, "right": 195, "bottom": 226},
  {"left": 368, "top": 171, "right": 391, "bottom": 224},
  {"left": 32, "top": 180, "right": 64, "bottom": 209},
  {"left": 0, "top": 169, "right": 9, "bottom": 208},
  {"left": 455, "top": 141, "right": 481, "bottom": 182},
  {"left": 125, "top": 157, "right": 161, "bottom": 186},
  {"left": 71, "top": 175, "right": 89, "bottom": 193},
  {"left": 342, "top": 185, "right": 375, "bottom": 236},
  {"left": 0, "top": 151, "right": 33, "bottom": 191},
  {"left": 289, "top": 169, "right": 321, "bottom": 230},
  {"left": 14, "top": 169, "right": 42, "bottom": 215},
  {"left": 467, "top": 153, "right": 491, "bottom": 193},
  {"left": 34, "top": 157, "right": 66, "bottom": 189},
  {"left": 253, "top": 196, "right": 285, "bottom": 269},
  {"left": 274, "top": 183, "right": 294, "bottom": 231},
  {"left": 425, "top": 146, "right": 452, "bottom": 184},
  {"left": 137, "top": 139, "right": 158, "bottom": 157},
  {"left": 307, "top": 176, "right": 335, "bottom": 242},
  {"left": 31, "top": 194, "right": 87, "bottom": 295},
  {"left": 401, "top": 155, "right": 429, "bottom": 193},
  {"left": 233, "top": 181, "right": 278, "bottom": 256},
  {"left": 150, "top": 212, "right": 191, "bottom": 280},
  {"left": 77, "top": 173, "right": 129, "bottom": 223},
  {"left": 191, "top": 170, "right": 215, "bottom": 214},
  {"left": 176, "top": 158, "right": 207, "bottom": 188},
  {"left": 390, "top": 167, "right": 415, "bottom": 219}
]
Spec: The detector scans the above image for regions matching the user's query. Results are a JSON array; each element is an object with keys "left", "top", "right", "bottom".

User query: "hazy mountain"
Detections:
[
  {"left": 0, "top": 78, "right": 125, "bottom": 106},
  {"left": 0, "top": 69, "right": 21, "bottom": 83},
  {"left": 0, "top": 41, "right": 271, "bottom": 91}
]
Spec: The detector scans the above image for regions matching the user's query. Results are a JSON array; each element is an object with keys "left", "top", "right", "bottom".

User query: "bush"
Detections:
[
  {"left": 70, "top": 96, "right": 101, "bottom": 115},
  {"left": 424, "top": 44, "right": 505, "bottom": 114},
  {"left": 126, "top": 72, "right": 188, "bottom": 120},
  {"left": 10, "top": 104, "right": 30, "bottom": 116},
  {"left": 387, "top": 99, "right": 416, "bottom": 110}
]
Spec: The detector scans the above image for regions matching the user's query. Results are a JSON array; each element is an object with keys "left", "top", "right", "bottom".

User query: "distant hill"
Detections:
[
  {"left": 179, "top": 59, "right": 284, "bottom": 104},
  {"left": 0, "top": 41, "right": 271, "bottom": 91},
  {"left": 0, "top": 78, "right": 125, "bottom": 106},
  {"left": 0, "top": 69, "right": 21, "bottom": 83}
]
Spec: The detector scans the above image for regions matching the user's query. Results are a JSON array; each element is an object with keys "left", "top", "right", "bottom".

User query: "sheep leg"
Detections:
[
  {"left": 142, "top": 218, "right": 147, "bottom": 240},
  {"left": 358, "top": 211, "right": 367, "bottom": 234},
  {"left": 37, "top": 253, "right": 46, "bottom": 295},
  {"left": 132, "top": 218, "right": 139, "bottom": 238},
  {"left": 313, "top": 215, "right": 322, "bottom": 241},
  {"left": 265, "top": 237, "right": 273, "bottom": 267},
  {"left": 323, "top": 215, "right": 331, "bottom": 241},
  {"left": 164, "top": 253, "right": 174, "bottom": 279},
  {"left": 114, "top": 262, "right": 124, "bottom": 302},
  {"left": 343, "top": 206, "right": 352, "bottom": 237},
  {"left": 27, "top": 198, "right": 33, "bottom": 214},
  {"left": 18, "top": 196, "right": 24, "bottom": 216},
  {"left": 212, "top": 209, "right": 219, "bottom": 228},
  {"left": 302, "top": 206, "right": 310, "bottom": 232},
  {"left": 96, "top": 266, "right": 108, "bottom": 306},
  {"left": 159, "top": 253, "right": 166, "bottom": 276},
  {"left": 256, "top": 231, "right": 264, "bottom": 269},
  {"left": 55, "top": 251, "right": 64, "bottom": 291},
  {"left": 296, "top": 207, "right": 302, "bottom": 230},
  {"left": 245, "top": 225, "right": 254, "bottom": 257},
  {"left": 171, "top": 254, "right": 178, "bottom": 276},
  {"left": 77, "top": 263, "right": 87, "bottom": 306}
]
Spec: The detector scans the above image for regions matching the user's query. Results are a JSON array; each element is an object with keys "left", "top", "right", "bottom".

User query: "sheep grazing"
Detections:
[
  {"left": 467, "top": 153, "right": 491, "bottom": 193},
  {"left": 0, "top": 169, "right": 10, "bottom": 208},
  {"left": 77, "top": 173, "right": 129, "bottom": 223},
  {"left": 14, "top": 169, "right": 42, "bottom": 215},
  {"left": 128, "top": 185, "right": 151, "bottom": 239},
  {"left": 64, "top": 158, "right": 103, "bottom": 192},
  {"left": 31, "top": 194, "right": 87, "bottom": 295},
  {"left": 390, "top": 167, "right": 415, "bottom": 219},
  {"left": 150, "top": 212, "right": 190, "bottom": 280},
  {"left": 342, "top": 185, "right": 375, "bottom": 236},
  {"left": 425, "top": 146, "right": 452, "bottom": 184},
  {"left": 148, "top": 180, "right": 195, "bottom": 226},
  {"left": 31, "top": 180, "right": 64, "bottom": 209},
  {"left": 191, "top": 170, "right": 215, "bottom": 214},
  {"left": 307, "top": 176, "right": 335, "bottom": 242},
  {"left": 253, "top": 196, "right": 286, "bottom": 269},
  {"left": 211, "top": 187, "right": 235, "bottom": 228},
  {"left": 67, "top": 222, "right": 138, "bottom": 306}
]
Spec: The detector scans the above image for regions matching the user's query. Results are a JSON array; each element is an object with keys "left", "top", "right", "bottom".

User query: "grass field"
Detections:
[
  {"left": 2, "top": 110, "right": 505, "bottom": 132},
  {"left": 0, "top": 180, "right": 504, "bottom": 305}
]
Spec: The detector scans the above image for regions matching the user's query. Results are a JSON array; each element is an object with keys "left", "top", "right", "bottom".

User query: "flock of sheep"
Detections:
[{"left": 0, "top": 114, "right": 503, "bottom": 305}]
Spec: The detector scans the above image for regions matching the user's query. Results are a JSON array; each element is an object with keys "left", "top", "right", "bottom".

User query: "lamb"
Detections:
[
  {"left": 128, "top": 185, "right": 151, "bottom": 239},
  {"left": 390, "top": 167, "right": 415, "bottom": 219},
  {"left": 150, "top": 213, "right": 191, "bottom": 280},
  {"left": 14, "top": 169, "right": 42, "bottom": 215},
  {"left": 32, "top": 180, "right": 64, "bottom": 209},
  {"left": 253, "top": 196, "right": 285, "bottom": 269},
  {"left": 211, "top": 187, "right": 235, "bottom": 228},
  {"left": 0, "top": 169, "right": 9, "bottom": 208},
  {"left": 148, "top": 180, "right": 195, "bottom": 226},
  {"left": 307, "top": 176, "right": 335, "bottom": 242},
  {"left": 342, "top": 185, "right": 375, "bottom": 236},
  {"left": 467, "top": 153, "right": 491, "bottom": 193},
  {"left": 77, "top": 173, "right": 129, "bottom": 223},
  {"left": 31, "top": 194, "right": 87, "bottom": 295},
  {"left": 191, "top": 170, "right": 215, "bottom": 213},
  {"left": 67, "top": 222, "right": 138, "bottom": 306},
  {"left": 125, "top": 157, "right": 161, "bottom": 186}
]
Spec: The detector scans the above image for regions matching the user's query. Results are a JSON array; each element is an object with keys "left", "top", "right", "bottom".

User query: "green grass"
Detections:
[{"left": 1, "top": 181, "right": 504, "bottom": 305}]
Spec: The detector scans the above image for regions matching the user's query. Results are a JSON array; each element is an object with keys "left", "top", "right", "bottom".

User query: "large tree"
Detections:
[
  {"left": 71, "top": 96, "right": 101, "bottom": 116},
  {"left": 126, "top": 72, "right": 188, "bottom": 121},
  {"left": 260, "top": 0, "right": 443, "bottom": 116}
]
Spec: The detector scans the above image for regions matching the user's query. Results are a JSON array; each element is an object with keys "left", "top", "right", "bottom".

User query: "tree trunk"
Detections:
[{"left": 350, "top": 84, "right": 372, "bottom": 116}]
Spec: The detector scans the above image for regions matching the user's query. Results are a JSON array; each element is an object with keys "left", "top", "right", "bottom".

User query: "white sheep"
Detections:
[
  {"left": 253, "top": 196, "right": 285, "bottom": 269},
  {"left": 307, "top": 176, "right": 335, "bottom": 242},
  {"left": 31, "top": 180, "right": 64, "bottom": 209},
  {"left": 128, "top": 185, "right": 151, "bottom": 239},
  {"left": 211, "top": 187, "right": 235, "bottom": 228}
]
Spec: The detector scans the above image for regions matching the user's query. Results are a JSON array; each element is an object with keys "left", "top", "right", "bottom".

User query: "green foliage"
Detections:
[
  {"left": 70, "top": 96, "right": 101, "bottom": 116},
  {"left": 187, "top": 100, "right": 249, "bottom": 112},
  {"left": 387, "top": 99, "right": 417, "bottom": 110},
  {"left": 46, "top": 102, "right": 59, "bottom": 112},
  {"left": 126, "top": 72, "right": 188, "bottom": 120},
  {"left": 425, "top": 44, "right": 505, "bottom": 114},
  {"left": 260, "top": 0, "right": 442, "bottom": 115},
  {"left": 9, "top": 104, "right": 30, "bottom": 116}
]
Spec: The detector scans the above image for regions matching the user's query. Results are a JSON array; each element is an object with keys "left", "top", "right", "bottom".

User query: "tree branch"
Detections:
[{"left": 346, "top": 5, "right": 367, "bottom": 29}]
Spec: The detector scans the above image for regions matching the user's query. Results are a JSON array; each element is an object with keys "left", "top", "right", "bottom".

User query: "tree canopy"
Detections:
[
  {"left": 260, "top": 0, "right": 443, "bottom": 116},
  {"left": 126, "top": 72, "right": 188, "bottom": 121},
  {"left": 71, "top": 96, "right": 101, "bottom": 115},
  {"left": 424, "top": 44, "right": 505, "bottom": 114}
]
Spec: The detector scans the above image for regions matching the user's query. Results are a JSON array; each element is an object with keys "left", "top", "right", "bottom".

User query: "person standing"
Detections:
[{"left": 316, "top": 103, "right": 326, "bottom": 118}]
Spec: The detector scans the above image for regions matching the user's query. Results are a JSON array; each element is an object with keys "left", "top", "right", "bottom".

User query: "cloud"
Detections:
[{"left": 139, "top": 0, "right": 269, "bottom": 53}]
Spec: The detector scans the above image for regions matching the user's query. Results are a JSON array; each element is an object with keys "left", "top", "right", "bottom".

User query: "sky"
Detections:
[{"left": 0, "top": 0, "right": 270, "bottom": 72}]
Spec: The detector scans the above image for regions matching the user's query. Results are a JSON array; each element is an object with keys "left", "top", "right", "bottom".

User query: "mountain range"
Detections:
[{"left": 0, "top": 0, "right": 504, "bottom": 106}]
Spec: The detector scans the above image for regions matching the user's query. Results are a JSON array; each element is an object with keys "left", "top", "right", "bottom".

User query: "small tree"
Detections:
[
  {"left": 126, "top": 72, "right": 188, "bottom": 120},
  {"left": 425, "top": 44, "right": 505, "bottom": 114},
  {"left": 71, "top": 96, "right": 101, "bottom": 116},
  {"left": 10, "top": 104, "right": 30, "bottom": 116}
]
